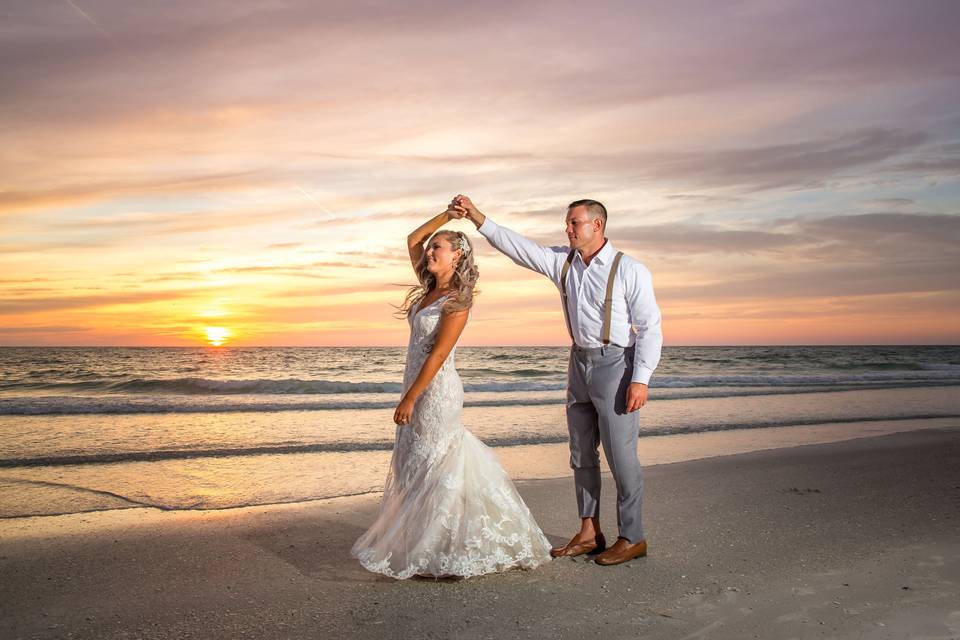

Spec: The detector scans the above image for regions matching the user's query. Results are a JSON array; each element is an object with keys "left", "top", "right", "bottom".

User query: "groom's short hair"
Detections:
[{"left": 568, "top": 199, "right": 607, "bottom": 228}]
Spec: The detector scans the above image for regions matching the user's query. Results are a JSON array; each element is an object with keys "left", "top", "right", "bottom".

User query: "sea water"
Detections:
[{"left": 1, "top": 346, "right": 958, "bottom": 518}]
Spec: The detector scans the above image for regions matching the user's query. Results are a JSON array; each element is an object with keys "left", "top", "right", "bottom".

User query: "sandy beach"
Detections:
[{"left": 2, "top": 422, "right": 959, "bottom": 639}]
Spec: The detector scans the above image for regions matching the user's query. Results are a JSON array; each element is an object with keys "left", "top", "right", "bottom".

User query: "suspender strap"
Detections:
[
  {"left": 559, "top": 249, "right": 576, "bottom": 343},
  {"left": 561, "top": 249, "right": 624, "bottom": 346},
  {"left": 601, "top": 251, "right": 624, "bottom": 345}
]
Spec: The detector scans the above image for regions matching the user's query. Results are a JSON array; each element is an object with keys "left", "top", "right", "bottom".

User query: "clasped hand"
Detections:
[{"left": 445, "top": 195, "right": 474, "bottom": 220}]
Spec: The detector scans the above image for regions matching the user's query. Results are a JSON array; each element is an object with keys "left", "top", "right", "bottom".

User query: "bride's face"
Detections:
[{"left": 425, "top": 235, "right": 461, "bottom": 276}]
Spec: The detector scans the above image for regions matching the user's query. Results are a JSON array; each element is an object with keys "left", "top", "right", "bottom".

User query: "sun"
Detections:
[{"left": 204, "top": 326, "right": 231, "bottom": 347}]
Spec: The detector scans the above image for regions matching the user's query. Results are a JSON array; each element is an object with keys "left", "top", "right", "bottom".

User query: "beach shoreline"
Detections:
[
  {"left": 2, "top": 422, "right": 959, "bottom": 639},
  {"left": 1, "top": 416, "right": 957, "bottom": 536}
]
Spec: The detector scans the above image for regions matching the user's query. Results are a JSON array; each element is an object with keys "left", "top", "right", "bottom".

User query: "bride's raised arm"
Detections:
[{"left": 406, "top": 206, "right": 459, "bottom": 273}]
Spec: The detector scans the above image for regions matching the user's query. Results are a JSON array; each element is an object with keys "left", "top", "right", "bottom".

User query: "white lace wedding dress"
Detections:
[{"left": 351, "top": 295, "right": 552, "bottom": 579}]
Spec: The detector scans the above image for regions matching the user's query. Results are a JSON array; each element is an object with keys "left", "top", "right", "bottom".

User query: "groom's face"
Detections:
[{"left": 565, "top": 205, "right": 602, "bottom": 250}]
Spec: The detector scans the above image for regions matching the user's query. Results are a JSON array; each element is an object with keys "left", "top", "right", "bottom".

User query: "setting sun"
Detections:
[{"left": 204, "top": 326, "right": 231, "bottom": 347}]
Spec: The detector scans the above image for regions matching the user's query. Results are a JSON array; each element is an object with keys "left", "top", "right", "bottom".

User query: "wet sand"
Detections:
[{"left": 2, "top": 423, "right": 959, "bottom": 639}]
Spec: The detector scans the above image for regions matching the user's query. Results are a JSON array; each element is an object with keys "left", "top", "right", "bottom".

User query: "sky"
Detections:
[{"left": 1, "top": 0, "right": 959, "bottom": 347}]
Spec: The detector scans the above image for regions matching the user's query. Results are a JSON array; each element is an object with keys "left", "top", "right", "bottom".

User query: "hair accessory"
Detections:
[{"left": 457, "top": 232, "right": 471, "bottom": 254}]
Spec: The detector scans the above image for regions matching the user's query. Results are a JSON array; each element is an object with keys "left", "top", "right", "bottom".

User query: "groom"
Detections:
[{"left": 451, "top": 195, "right": 662, "bottom": 566}]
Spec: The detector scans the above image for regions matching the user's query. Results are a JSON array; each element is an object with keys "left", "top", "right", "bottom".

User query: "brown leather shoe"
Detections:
[
  {"left": 594, "top": 537, "right": 647, "bottom": 565},
  {"left": 549, "top": 532, "right": 607, "bottom": 558}
]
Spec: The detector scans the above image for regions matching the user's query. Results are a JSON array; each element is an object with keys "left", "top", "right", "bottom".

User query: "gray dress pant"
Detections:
[{"left": 566, "top": 344, "right": 644, "bottom": 543}]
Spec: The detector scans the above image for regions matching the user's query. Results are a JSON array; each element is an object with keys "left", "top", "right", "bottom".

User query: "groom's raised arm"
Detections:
[
  {"left": 479, "top": 218, "right": 569, "bottom": 282},
  {"left": 455, "top": 195, "right": 567, "bottom": 283}
]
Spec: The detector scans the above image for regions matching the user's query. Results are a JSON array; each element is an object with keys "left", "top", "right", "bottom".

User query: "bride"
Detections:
[{"left": 351, "top": 203, "right": 553, "bottom": 579}]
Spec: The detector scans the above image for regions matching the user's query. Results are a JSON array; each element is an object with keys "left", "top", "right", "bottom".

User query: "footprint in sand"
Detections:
[
  {"left": 917, "top": 554, "right": 946, "bottom": 567},
  {"left": 947, "top": 610, "right": 960, "bottom": 634},
  {"left": 774, "top": 611, "right": 804, "bottom": 623}
]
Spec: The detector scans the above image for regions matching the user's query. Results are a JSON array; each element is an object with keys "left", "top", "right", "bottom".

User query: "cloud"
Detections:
[
  {"left": 268, "top": 283, "right": 401, "bottom": 300},
  {"left": 642, "top": 129, "right": 928, "bottom": 190},
  {"left": 646, "top": 213, "right": 960, "bottom": 301},
  {"left": 661, "top": 259, "right": 958, "bottom": 301},
  {"left": 665, "top": 194, "right": 744, "bottom": 204},
  {"left": 1, "top": 4, "right": 955, "bottom": 242},
  {"left": 889, "top": 158, "right": 960, "bottom": 176},
  {"left": 888, "top": 142, "right": 960, "bottom": 176},
  {"left": 796, "top": 212, "right": 960, "bottom": 262},
  {"left": 216, "top": 261, "right": 379, "bottom": 276},
  {"left": 4, "top": 1, "right": 959, "bottom": 128},
  {"left": 10, "top": 203, "right": 318, "bottom": 258},
  {"left": 0, "top": 289, "right": 215, "bottom": 315},
  {"left": 518, "top": 211, "right": 960, "bottom": 258},
  {"left": 0, "top": 286, "right": 63, "bottom": 295},
  {"left": 712, "top": 291, "right": 960, "bottom": 320},
  {"left": 141, "top": 259, "right": 381, "bottom": 284},
  {"left": 615, "top": 225, "right": 805, "bottom": 254},
  {"left": 863, "top": 198, "right": 914, "bottom": 207},
  {"left": 0, "top": 170, "right": 270, "bottom": 215},
  {"left": 528, "top": 128, "right": 931, "bottom": 192},
  {"left": 803, "top": 212, "right": 960, "bottom": 242},
  {"left": 506, "top": 211, "right": 960, "bottom": 305},
  {"left": 356, "top": 127, "right": 934, "bottom": 194},
  {"left": 0, "top": 325, "right": 92, "bottom": 334}
]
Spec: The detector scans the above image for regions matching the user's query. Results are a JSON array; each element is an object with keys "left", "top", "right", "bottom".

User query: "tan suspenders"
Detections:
[
  {"left": 560, "top": 250, "right": 577, "bottom": 342},
  {"left": 602, "top": 251, "right": 625, "bottom": 344},
  {"left": 560, "top": 249, "right": 625, "bottom": 345}
]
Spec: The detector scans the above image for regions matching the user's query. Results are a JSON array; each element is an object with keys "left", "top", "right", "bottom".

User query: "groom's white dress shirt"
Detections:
[{"left": 478, "top": 218, "right": 663, "bottom": 385}]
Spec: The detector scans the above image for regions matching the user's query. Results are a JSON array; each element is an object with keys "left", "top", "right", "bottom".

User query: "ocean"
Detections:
[{"left": 1, "top": 345, "right": 959, "bottom": 519}]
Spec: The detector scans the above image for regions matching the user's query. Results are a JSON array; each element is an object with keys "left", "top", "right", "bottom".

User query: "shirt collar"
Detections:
[{"left": 576, "top": 238, "right": 615, "bottom": 266}]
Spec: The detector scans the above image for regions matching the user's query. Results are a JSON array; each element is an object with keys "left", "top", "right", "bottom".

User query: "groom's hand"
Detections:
[
  {"left": 453, "top": 194, "right": 485, "bottom": 228},
  {"left": 625, "top": 383, "right": 648, "bottom": 412}
]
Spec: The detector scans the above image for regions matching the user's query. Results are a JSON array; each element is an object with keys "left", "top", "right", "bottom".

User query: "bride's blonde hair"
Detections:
[{"left": 397, "top": 230, "right": 479, "bottom": 317}]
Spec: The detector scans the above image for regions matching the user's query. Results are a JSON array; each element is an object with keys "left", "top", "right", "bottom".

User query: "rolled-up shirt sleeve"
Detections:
[
  {"left": 478, "top": 217, "right": 567, "bottom": 284},
  {"left": 625, "top": 263, "right": 663, "bottom": 384}
]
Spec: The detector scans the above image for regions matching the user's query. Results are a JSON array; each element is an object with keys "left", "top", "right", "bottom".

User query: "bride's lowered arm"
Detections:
[
  {"left": 406, "top": 206, "right": 459, "bottom": 272},
  {"left": 393, "top": 309, "right": 469, "bottom": 426}
]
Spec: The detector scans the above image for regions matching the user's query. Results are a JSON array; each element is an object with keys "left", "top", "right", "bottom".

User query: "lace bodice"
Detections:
[{"left": 403, "top": 295, "right": 457, "bottom": 391}]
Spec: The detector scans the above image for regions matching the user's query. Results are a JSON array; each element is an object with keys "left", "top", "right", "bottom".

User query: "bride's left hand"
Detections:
[
  {"left": 445, "top": 203, "right": 467, "bottom": 220},
  {"left": 394, "top": 395, "right": 415, "bottom": 426}
]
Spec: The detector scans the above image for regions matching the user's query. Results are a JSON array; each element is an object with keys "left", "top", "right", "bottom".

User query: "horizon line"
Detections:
[{"left": 2, "top": 343, "right": 959, "bottom": 349}]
